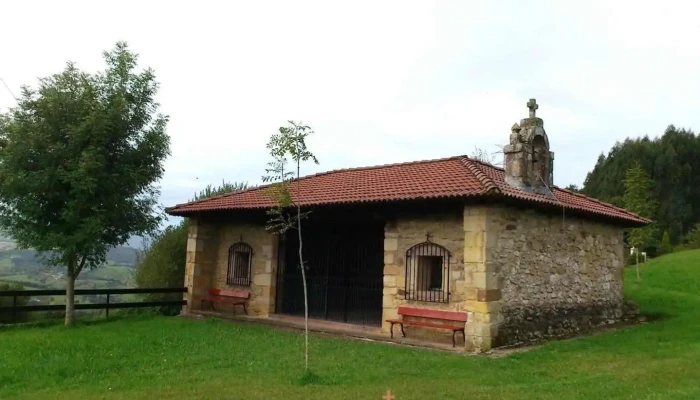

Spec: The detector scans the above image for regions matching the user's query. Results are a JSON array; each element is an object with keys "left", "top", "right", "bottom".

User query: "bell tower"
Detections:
[{"left": 503, "top": 99, "right": 554, "bottom": 196}]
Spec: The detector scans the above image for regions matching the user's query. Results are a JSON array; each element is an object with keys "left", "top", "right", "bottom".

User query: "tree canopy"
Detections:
[
  {"left": 0, "top": 42, "right": 170, "bottom": 325},
  {"left": 582, "top": 125, "right": 700, "bottom": 246}
]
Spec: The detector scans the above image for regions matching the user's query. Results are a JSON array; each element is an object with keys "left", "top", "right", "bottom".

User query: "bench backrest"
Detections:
[
  {"left": 397, "top": 306, "right": 467, "bottom": 322},
  {"left": 209, "top": 288, "right": 250, "bottom": 299}
]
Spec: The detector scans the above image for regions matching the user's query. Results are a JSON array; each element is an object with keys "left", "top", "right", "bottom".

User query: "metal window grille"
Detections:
[
  {"left": 227, "top": 242, "right": 253, "bottom": 286},
  {"left": 405, "top": 241, "right": 450, "bottom": 303}
]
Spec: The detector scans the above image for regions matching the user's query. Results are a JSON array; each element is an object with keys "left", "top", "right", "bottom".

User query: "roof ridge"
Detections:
[
  {"left": 458, "top": 156, "right": 501, "bottom": 194},
  {"left": 299, "top": 155, "right": 464, "bottom": 179},
  {"left": 554, "top": 186, "right": 651, "bottom": 222}
]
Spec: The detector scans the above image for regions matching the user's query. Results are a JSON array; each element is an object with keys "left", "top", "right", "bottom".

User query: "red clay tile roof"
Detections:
[{"left": 166, "top": 156, "right": 649, "bottom": 225}]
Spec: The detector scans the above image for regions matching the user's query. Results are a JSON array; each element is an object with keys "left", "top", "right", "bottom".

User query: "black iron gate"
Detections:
[{"left": 275, "top": 220, "right": 384, "bottom": 326}]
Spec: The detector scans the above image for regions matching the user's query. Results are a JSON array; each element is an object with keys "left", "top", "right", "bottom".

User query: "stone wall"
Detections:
[
  {"left": 184, "top": 218, "right": 277, "bottom": 316},
  {"left": 184, "top": 219, "right": 220, "bottom": 311},
  {"left": 382, "top": 207, "right": 466, "bottom": 343},
  {"left": 489, "top": 207, "right": 626, "bottom": 346},
  {"left": 211, "top": 222, "right": 278, "bottom": 316}
]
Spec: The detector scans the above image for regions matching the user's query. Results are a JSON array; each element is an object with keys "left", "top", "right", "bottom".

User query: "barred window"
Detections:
[
  {"left": 227, "top": 242, "right": 253, "bottom": 286},
  {"left": 405, "top": 241, "right": 450, "bottom": 303}
]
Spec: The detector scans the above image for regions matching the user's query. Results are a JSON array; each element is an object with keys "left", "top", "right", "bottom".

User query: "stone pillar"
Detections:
[
  {"left": 463, "top": 206, "right": 502, "bottom": 352},
  {"left": 381, "top": 220, "right": 403, "bottom": 333},
  {"left": 250, "top": 238, "right": 278, "bottom": 315},
  {"left": 184, "top": 219, "right": 218, "bottom": 313}
]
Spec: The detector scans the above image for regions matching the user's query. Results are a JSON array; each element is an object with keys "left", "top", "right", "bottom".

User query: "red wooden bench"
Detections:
[
  {"left": 199, "top": 289, "right": 250, "bottom": 315},
  {"left": 386, "top": 306, "right": 467, "bottom": 347}
]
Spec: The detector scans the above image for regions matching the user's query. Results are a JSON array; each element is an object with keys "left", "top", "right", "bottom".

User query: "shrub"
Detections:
[
  {"left": 684, "top": 224, "right": 700, "bottom": 250},
  {"left": 133, "top": 223, "right": 188, "bottom": 315},
  {"left": 660, "top": 231, "right": 673, "bottom": 254}
]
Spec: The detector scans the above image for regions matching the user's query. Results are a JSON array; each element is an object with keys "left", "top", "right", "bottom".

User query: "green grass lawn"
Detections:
[{"left": 2, "top": 251, "right": 700, "bottom": 400}]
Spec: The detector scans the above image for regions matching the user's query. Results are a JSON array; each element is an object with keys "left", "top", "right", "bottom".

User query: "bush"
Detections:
[
  {"left": 0, "top": 282, "right": 29, "bottom": 324},
  {"left": 660, "top": 231, "right": 673, "bottom": 254},
  {"left": 626, "top": 254, "right": 639, "bottom": 267},
  {"left": 134, "top": 223, "right": 188, "bottom": 315},
  {"left": 684, "top": 224, "right": 700, "bottom": 250}
]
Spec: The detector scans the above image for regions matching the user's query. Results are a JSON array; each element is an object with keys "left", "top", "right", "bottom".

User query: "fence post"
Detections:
[
  {"left": 106, "top": 293, "right": 110, "bottom": 319},
  {"left": 12, "top": 295, "right": 17, "bottom": 323}
]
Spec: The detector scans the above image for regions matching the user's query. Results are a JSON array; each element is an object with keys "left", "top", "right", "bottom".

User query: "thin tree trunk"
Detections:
[
  {"left": 296, "top": 150, "right": 309, "bottom": 372},
  {"left": 65, "top": 271, "right": 76, "bottom": 326},
  {"left": 635, "top": 249, "right": 640, "bottom": 282}
]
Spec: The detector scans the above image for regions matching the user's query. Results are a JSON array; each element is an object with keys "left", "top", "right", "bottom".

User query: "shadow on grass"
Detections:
[
  {"left": 296, "top": 371, "right": 340, "bottom": 387},
  {"left": 0, "top": 313, "right": 163, "bottom": 331},
  {"left": 639, "top": 311, "right": 670, "bottom": 322}
]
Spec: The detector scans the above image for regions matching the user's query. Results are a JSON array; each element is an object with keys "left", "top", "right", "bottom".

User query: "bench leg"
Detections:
[
  {"left": 453, "top": 329, "right": 465, "bottom": 348},
  {"left": 201, "top": 300, "right": 214, "bottom": 311},
  {"left": 400, "top": 323, "right": 406, "bottom": 338},
  {"left": 243, "top": 303, "right": 248, "bottom": 315},
  {"left": 389, "top": 322, "right": 395, "bottom": 339}
]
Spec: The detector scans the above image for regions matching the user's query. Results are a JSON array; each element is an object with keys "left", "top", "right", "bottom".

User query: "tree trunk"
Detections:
[
  {"left": 65, "top": 272, "right": 76, "bottom": 326},
  {"left": 297, "top": 205, "right": 309, "bottom": 371},
  {"left": 635, "top": 248, "right": 640, "bottom": 282}
]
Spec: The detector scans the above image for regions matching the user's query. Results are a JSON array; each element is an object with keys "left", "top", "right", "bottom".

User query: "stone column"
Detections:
[
  {"left": 250, "top": 237, "right": 278, "bottom": 315},
  {"left": 463, "top": 206, "right": 502, "bottom": 352},
  {"left": 381, "top": 220, "right": 403, "bottom": 333},
  {"left": 184, "top": 219, "right": 218, "bottom": 313}
]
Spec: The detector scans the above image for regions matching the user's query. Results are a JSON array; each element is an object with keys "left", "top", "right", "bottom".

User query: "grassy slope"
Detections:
[{"left": 1, "top": 251, "right": 699, "bottom": 400}]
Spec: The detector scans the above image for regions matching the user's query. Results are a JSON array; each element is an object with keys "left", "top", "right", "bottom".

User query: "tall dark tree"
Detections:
[
  {"left": 583, "top": 125, "right": 700, "bottom": 247},
  {"left": 624, "top": 162, "right": 657, "bottom": 279},
  {"left": 0, "top": 42, "right": 170, "bottom": 326}
]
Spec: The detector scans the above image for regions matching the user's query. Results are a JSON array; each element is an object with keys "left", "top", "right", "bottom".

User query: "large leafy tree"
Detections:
[
  {"left": 623, "top": 161, "right": 657, "bottom": 279},
  {"left": 0, "top": 42, "right": 170, "bottom": 326}
]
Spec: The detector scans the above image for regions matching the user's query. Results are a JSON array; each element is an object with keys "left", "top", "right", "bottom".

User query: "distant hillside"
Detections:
[{"left": 0, "top": 242, "right": 139, "bottom": 290}]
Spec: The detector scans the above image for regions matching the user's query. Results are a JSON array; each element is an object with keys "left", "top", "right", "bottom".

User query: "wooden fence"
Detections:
[{"left": 0, "top": 287, "right": 186, "bottom": 323}]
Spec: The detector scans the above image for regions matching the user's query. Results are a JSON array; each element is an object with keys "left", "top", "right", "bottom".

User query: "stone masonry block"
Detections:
[
  {"left": 464, "top": 231, "right": 484, "bottom": 248},
  {"left": 253, "top": 273, "right": 272, "bottom": 287},
  {"left": 472, "top": 271, "right": 499, "bottom": 289},
  {"left": 384, "top": 252, "right": 395, "bottom": 265},
  {"left": 465, "top": 300, "right": 502, "bottom": 314},
  {"left": 187, "top": 238, "right": 198, "bottom": 253},
  {"left": 384, "top": 238, "right": 399, "bottom": 252},
  {"left": 476, "top": 289, "right": 502, "bottom": 302},
  {"left": 464, "top": 244, "right": 484, "bottom": 263},
  {"left": 464, "top": 287, "right": 477, "bottom": 301},
  {"left": 463, "top": 215, "right": 486, "bottom": 232},
  {"left": 262, "top": 244, "right": 273, "bottom": 258},
  {"left": 383, "top": 265, "right": 403, "bottom": 276},
  {"left": 383, "top": 287, "right": 398, "bottom": 295}
]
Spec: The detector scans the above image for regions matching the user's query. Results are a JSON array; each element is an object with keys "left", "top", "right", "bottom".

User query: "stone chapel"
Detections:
[{"left": 167, "top": 99, "right": 648, "bottom": 351}]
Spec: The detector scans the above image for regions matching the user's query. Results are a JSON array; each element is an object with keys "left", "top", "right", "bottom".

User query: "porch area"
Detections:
[{"left": 186, "top": 309, "right": 469, "bottom": 353}]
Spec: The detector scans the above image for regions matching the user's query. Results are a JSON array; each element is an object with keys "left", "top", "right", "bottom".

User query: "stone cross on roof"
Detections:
[{"left": 527, "top": 98, "right": 538, "bottom": 118}]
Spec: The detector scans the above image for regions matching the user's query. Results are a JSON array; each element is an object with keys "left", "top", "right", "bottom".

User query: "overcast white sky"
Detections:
[{"left": 2, "top": 1, "right": 700, "bottom": 217}]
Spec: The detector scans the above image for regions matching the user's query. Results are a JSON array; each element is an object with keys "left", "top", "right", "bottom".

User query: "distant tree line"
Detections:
[{"left": 581, "top": 125, "right": 700, "bottom": 253}]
